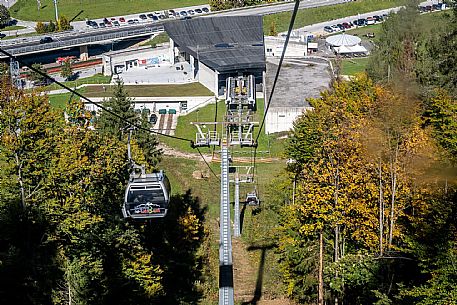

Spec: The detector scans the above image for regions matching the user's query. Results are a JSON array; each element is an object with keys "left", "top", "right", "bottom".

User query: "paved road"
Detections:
[
  {"left": 0, "top": 0, "right": 18, "bottom": 9},
  {"left": 2, "top": 0, "right": 346, "bottom": 43},
  {"left": 284, "top": 6, "right": 402, "bottom": 36}
]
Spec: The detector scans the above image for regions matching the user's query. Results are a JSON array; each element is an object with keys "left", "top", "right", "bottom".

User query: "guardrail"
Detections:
[{"left": 1, "top": 25, "right": 164, "bottom": 57}]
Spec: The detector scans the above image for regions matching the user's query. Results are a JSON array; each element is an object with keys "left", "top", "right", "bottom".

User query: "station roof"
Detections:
[{"left": 165, "top": 16, "right": 265, "bottom": 72}]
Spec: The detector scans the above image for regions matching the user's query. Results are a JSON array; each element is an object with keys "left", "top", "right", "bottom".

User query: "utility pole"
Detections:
[
  {"left": 192, "top": 75, "right": 258, "bottom": 305},
  {"left": 53, "top": 0, "right": 59, "bottom": 22},
  {"left": 9, "top": 58, "right": 22, "bottom": 89},
  {"left": 234, "top": 174, "right": 240, "bottom": 237}
]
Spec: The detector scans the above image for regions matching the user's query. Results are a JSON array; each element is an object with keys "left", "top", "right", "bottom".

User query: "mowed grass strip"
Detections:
[
  {"left": 84, "top": 82, "right": 213, "bottom": 97},
  {"left": 44, "top": 73, "right": 112, "bottom": 91},
  {"left": 340, "top": 57, "right": 370, "bottom": 76},
  {"left": 263, "top": 0, "right": 406, "bottom": 34},
  {"left": 47, "top": 87, "right": 86, "bottom": 109},
  {"left": 11, "top": 0, "right": 208, "bottom": 21}
]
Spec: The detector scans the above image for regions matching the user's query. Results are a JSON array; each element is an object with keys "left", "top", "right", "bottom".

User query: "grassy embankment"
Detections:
[
  {"left": 1, "top": 25, "right": 26, "bottom": 31},
  {"left": 10, "top": 0, "right": 208, "bottom": 21},
  {"left": 340, "top": 10, "right": 450, "bottom": 75},
  {"left": 263, "top": 0, "right": 406, "bottom": 34},
  {"left": 159, "top": 98, "right": 286, "bottom": 157},
  {"left": 140, "top": 32, "right": 170, "bottom": 47}
]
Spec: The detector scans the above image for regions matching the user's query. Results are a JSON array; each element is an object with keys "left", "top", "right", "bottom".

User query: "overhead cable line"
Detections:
[
  {"left": 0, "top": 47, "right": 223, "bottom": 183},
  {"left": 0, "top": 48, "right": 194, "bottom": 144},
  {"left": 252, "top": 0, "right": 300, "bottom": 180},
  {"left": 255, "top": 0, "right": 300, "bottom": 143},
  {"left": 196, "top": 146, "right": 220, "bottom": 181}
]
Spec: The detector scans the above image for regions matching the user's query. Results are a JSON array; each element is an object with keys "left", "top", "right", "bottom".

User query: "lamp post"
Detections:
[{"left": 53, "top": 0, "right": 59, "bottom": 22}]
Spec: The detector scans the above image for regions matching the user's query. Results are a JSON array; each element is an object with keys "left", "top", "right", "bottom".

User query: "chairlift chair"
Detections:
[
  {"left": 122, "top": 170, "right": 171, "bottom": 220},
  {"left": 245, "top": 191, "right": 260, "bottom": 206}
]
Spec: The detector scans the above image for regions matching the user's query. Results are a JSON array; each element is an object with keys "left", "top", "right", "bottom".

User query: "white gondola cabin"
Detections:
[{"left": 122, "top": 171, "right": 171, "bottom": 220}]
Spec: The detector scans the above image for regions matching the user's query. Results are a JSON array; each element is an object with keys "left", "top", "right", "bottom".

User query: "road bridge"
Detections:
[{"left": 0, "top": 24, "right": 164, "bottom": 59}]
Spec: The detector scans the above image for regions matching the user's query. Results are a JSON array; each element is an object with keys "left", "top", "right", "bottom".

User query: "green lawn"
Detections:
[
  {"left": 84, "top": 82, "right": 213, "bottom": 98},
  {"left": 340, "top": 57, "right": 370, "bottom": 76},
  {"left": 0, "top": 25, "right": 27, "bottom": 31},
  {"left": 140, "top": 32, "right": 170, "bottom": 47},
  {"left": 10, "top": 0, "right": 208, "bottom": 21},
  {"left": 45, "top": 73, "right": 111, "bottom": 91},
  {"left": 47, "top": 88, "right": 86, "bottom": 109},
  {"left": 263, "top": 0, "right": 405, "bottom": 34},
  {"left": 1, "top": 32, "right": 37, "bottom": 40},
  {"left": 344, "top": 10, "right": 449, "bottom": 42},
  {"left": 160, "top": 98, "right": 286, "bottom": 157}
]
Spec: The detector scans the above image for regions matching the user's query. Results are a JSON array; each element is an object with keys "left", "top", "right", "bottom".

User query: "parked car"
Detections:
[
  {"left": 119, "top": 17, "right": 126, "bottom": 23},
  {"left": 0, "top": 33, "right": 6, "bottom": 39},
  {"left": 180, "top": 11, "right": 187, "bottom": 16},
  {"left": 139, "top": 14, "right": 147, "bottom": 20},
  {"left": 113, "top": 21, "right": 120, "bottom": 26},
  {"left": 158, "top": 15, "right": 165, "bottom": 20},
  {"left": 187, "top": 10, "right": 195, "bottom": 15},
  {"left": 342, "top": 22, "right": 351, "bottom": 29},
  {"left": 324, "top": 26, "right": 333, "bottom": 33},
  {"left": 39, "top": 36, "right": 53, "bottom": 44},
  {"left": 202, "top": 7, "right": 209, "bottom": 13},
  {"left": 99, "top": 22, "right": 106, "bottom": 28},
  {"left": 366, "top": 17, "right": 375, "bottom": 25},
  {"left": 195, "top": 8, "right": 202, "bottom": 14},
  {"left": 147, "top": 13, "right": 154, "bottom": 19},
  {"left": 133, "top": 19, "right": 140, "bottom": 23}
]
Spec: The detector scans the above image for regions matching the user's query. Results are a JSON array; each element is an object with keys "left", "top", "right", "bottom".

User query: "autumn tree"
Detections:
[
  {"left": 57, "top": 15, "right": 72, "bottom": 31},
  {"left": 280, "top": 74, "right": 444, "bottom": 304},
  {"left": 35, "top": 21, "right": 46, "bottom": 33},
  {"left": 0, "top": 61, "right": 8, "bottom": 77},
  {"left": 60, "top": 59, "right": 73, "bottom": 81},
  {"left": 30, "top": 63, "right": 47, "bottom": 85},
  {"left": 367, "top": 1, "right": 422, "bottom": 83},
  {"left": 269, "top": 20, "right": 277, "bottom": 36},
  {"left": 0, "top": 4, "right": 10, "bottom": 27}
]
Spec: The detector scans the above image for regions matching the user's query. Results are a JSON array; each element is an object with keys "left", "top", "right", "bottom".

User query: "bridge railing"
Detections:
[{"left": 3, "top": 25, "right": 164, "bottom": 56}]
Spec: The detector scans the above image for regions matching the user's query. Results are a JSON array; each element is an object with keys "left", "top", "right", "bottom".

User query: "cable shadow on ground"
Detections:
[{"left": 241, "top": 243, "right": 276, "bottom": 305}]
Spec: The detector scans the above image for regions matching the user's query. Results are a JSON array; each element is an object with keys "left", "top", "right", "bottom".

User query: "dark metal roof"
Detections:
[{"left": 165, "top": 16, "right": 265, "bottom": 72}]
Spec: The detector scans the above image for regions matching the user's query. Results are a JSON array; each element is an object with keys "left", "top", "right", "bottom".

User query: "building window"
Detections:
[{"left": 267, "top": 48, "right": 272, "bottom": 52}]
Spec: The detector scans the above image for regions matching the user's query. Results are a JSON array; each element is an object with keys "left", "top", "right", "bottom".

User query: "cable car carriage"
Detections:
[
  {"left": 245, "top": 191, "right": 260, "bottom": 206},
  {"left": 122, "top": 128, "right": 171, "bottom": 220},
  {"left": 122, "top": 170, "right": 171, "bottom": 219}
]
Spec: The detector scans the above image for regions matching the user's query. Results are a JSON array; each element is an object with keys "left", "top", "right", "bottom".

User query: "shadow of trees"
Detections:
[{"left": 142, "top": 189, "right": 207, "bottom": 304}]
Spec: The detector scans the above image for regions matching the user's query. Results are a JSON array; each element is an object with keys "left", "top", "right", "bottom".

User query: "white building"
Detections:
[{"left": 165, "top": 16, "right": 266, "bottom": 96}]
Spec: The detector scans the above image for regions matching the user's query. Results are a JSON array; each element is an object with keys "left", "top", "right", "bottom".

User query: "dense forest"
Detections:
[
  {"left": 272, "top": 1, "right": 457, "bottom": 304},
  {"left": 0, "top": 80, "right": 206, "bottom": 304}
]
